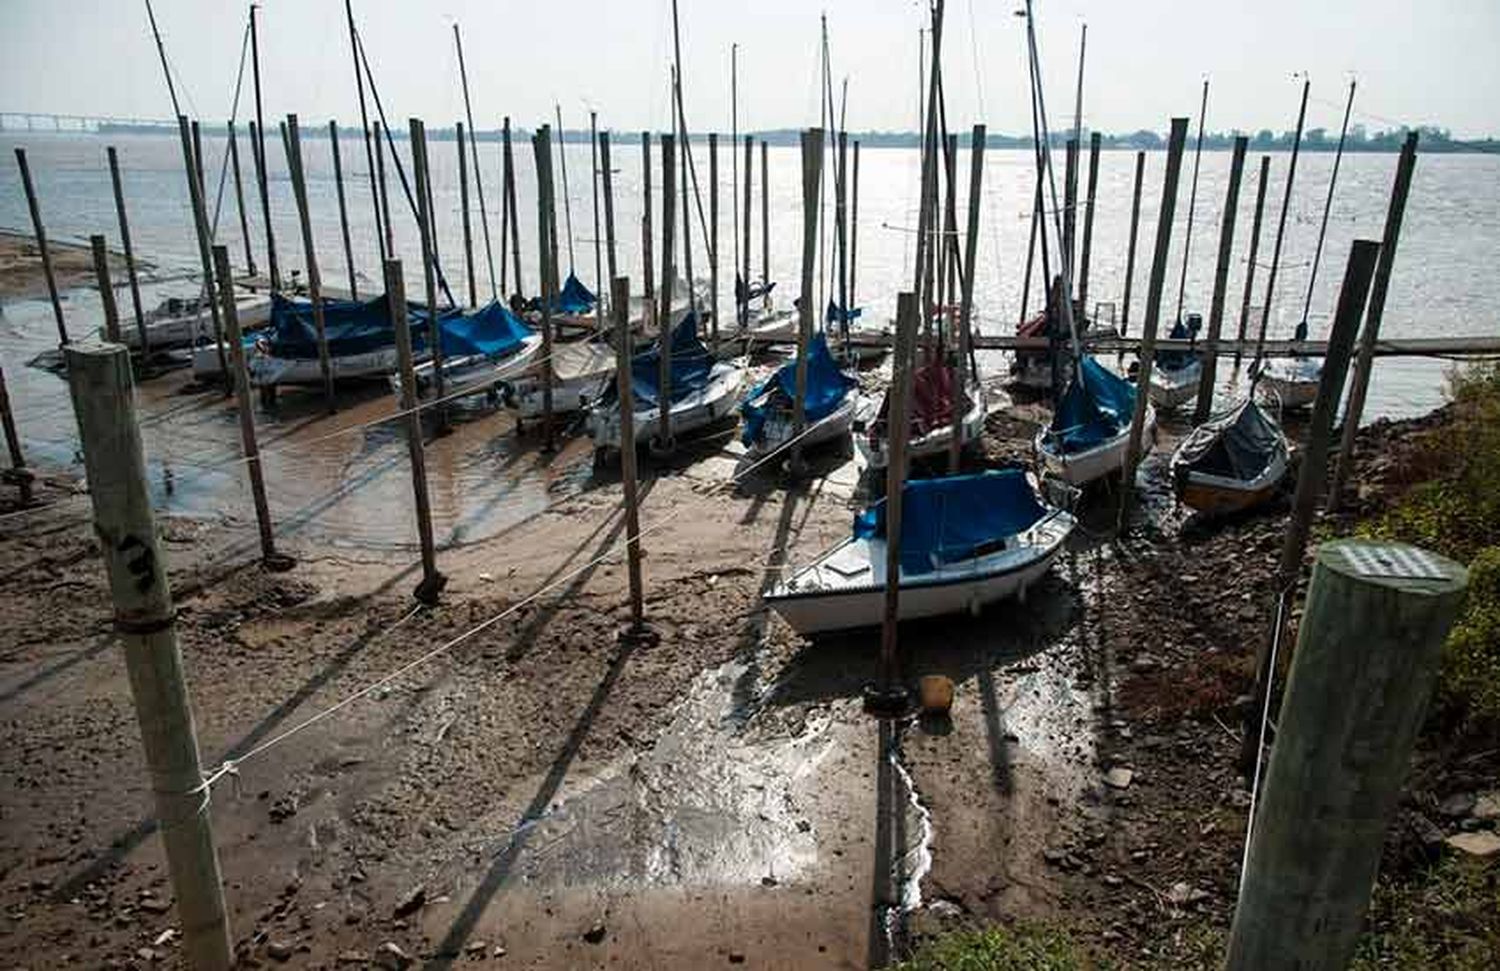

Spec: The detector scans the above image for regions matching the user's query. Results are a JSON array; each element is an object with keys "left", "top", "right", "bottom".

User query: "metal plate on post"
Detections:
[{"left": 1338, "top": 542, "right": 1447, "bottom": 581}]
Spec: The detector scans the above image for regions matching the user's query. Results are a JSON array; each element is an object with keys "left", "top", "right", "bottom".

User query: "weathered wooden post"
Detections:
[
  {"left": 107, "top": 147, "right": 150, "bottom": 359},
  {"left": 1062, "top": 137, "right": 1078, "bottom": 297},
  {"left": 1226, "top": 538, "right": 1466, "bottom": 971},
  {"left": 950, "top": 124, "right": 985, "bottom": 474},
  {"left": 741, "top": 135, "right": 753, "bottom": 332},
  {"left": 600, "top": 131, "right": 618, "bottom": 294},
  {"left": 374, "top": 120, "right": 394, "bottom": 258},
  {"left": 1020, "top": 182, "right": 1041, "bottom": 325},
  {"left": 90, "top": 235, "right": 122, "bottom": 344},
  {"left": 1235, "top": 156, "right": 1272, "bottom": 360},
  {"left": 384, "top": 259, "right": 447, "bottom": 605},
  {"left": 176, "top": 116, "right": 227, "bottom": 382},
  {"left": 0, "top": 364, "right": 33, "bottom": 505},
  {"left": 65, "top": 342, "right": 233, "bottom": 971},
  {"left": 792, "top": 129, "right": 823, "bottom": 477},
  {"left": 656, "top": 132, "right": 677, "bottom": 454},
  {"left": 457, "top": 120, "right": 476, "bottom": 308},
  {"left": 503, "top": 117, "right": 524, "bottom": 298},
  {"left": 760, "top": 140, "right": 770, "bottom": 310},
  {"left": 708, "top": 132, "right": 720, "bottom": 353},
  {"left": 532, "top": 126, "right": 559, "bottom": 453},
  {"left": 679, "top": 116, "right": 699, "bottom": 324},
  {"left": 1118, "top": 117, "right": 1189, "bottom": 531},
  {"left": 850, "top": 140, "right": 861, "bottom": 318},
  {"left": 226, "top": 122, "right": 257, "bottom": 276},
  {"left": 16, "top": 149, "right": 69, "bottom": 344},
  {"left": 870, "top": 291, "right": 920, "bottom": 714},
  {"left": 1194, "top": 135, "right": 1249, "bottom": 423},
  {"left": 1077, "top": 131, "right": 1101, "bottom": 317},
  {"left": 1332, "top": 132, "right": 1418, "bottom": 506},
  {"left": 835, "top": 130, "right": 850, "bottom": 355},
  {"left": 1254, "top": 78, "right": 1310, "bottom": 360},
  {"left": 611, "top": 275, "right": 654, "bottom": 644},
  {"left": 641, "top": 133, "right": 656, "bottom": 339},
  {"left": 1240, "top": 240, "right": 1381, "bottom": 769},
  {"left": 591, "top": 111, "right": 605, "bottom": 331},
  {"left": 284, "top": 114, "right": 335, "bottom": 412},
  {"left": 190, "top": 120, "right": 207, "bottom": 200},
  {"left": 212, "top": 245, "right": 283, "bottom": 569},
  {"left": 1120, "top": 151, "right": 1145, "bottom": 334},
  {"left": 329, "top": 121, "right": 359, "bottom": 300},
  {"left": 410, "top": 120, "right": 449, "bottom": 433}
]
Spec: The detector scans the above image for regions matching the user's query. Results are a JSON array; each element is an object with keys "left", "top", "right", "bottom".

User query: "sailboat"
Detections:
[
  {"left": 1171, "top": 396, "right": 1290, "bottom": 514},
  {"left": 739, "top": 332, "right": 858, "bottom": 457},
  {"left": 502, "top": 341, "right": 616, "bottom": 419},
  {"left": 393, "top": 300, "right": 543, "bottom": 399},
  {"left": 114, "top": 291, "right": 274, "bottom": 354},
  {"left": 587, "top": 312, "right": 745, "bottom": 450},
  {"left": 248, "top": 292, "right": 410, "bottom": 386},
  {"left": 1256, "top": 320, "right": 1321, "bottom": 408},
  {"left": 1146, "top": 313, "right": 1203, "bottom": 409},
  {"left": 765, "top": 469, "right": 1075, "bottom": 634},
  {"left": 856, "top": 352, "right": 986, "bottom": 470},
  {"left": 1035, "top": 355, "right": 1154, "bottom": 485}
]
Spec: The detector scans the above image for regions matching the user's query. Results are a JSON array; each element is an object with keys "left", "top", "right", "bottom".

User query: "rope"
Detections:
[{"left": 1238, "top": 580, "right": 1294, "bottom": 884}]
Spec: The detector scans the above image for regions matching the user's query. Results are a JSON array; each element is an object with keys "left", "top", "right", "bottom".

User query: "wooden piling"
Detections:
[
  {"left": 374, "top": 120, "right": 394, "bottom": 259},
  {"left": 284, "top": 115, "right": 335, "bottom": 412},
  {"left": 329, "top": 121, "right": 359, "bottom": 300},
  {"left": 835, "top": 130, "right": 850, "bottom": 355},
  {"left": 850, "top": 140, "right": 861, "bottom": 317},
  {"left": 90, "top": 235, "right": 121, "bottom": 344},
  {"left": 761, "top": 140, "right": 770, "bottom": 309},
  {"left": 1020, "top": 181, "right": 1041, "bottom": 325},
  {"left": 1121, "top": 151, "right": 1145, "bottom": 334},
  {"left": 1332, "top": 132, "right": 1419, "bottom": 507},
  {"left": 457, "top": 121, "right": 476, "bottom": 308},
  {"left": 503, "top": 117, "right": 524, "bottom": 298},
  {"left": 409, "top": 120, "right": 447, "bottom": 431},
  {"left": 211, "top": 245, "right": 279, "bottom": 566},
  {"left": 1235, "top": 156, "right": 1272, "bottom": 359},
  {"left": 1193, "top": 135, "right": 1249, "bottom": 424},
  {"left": 612, "top": 275, "right": 649, "bottom": 637},
  {"left": 592, "top": 112, "right": 605, "bottom": 332},
  {"left": 1078, "top": 131, "right": 1101, "bottom": 318},
  {"left": 875, "top": 291, "right": 920, "bottom": 710},
  {"left": 226, "top": 122, "right": 257, "bottom": 276},
  {"left": 1254, "top": 79, "right": 1310, "bottom": 360},
  {"left": 175, "top": 116, "right": 227, "bottom": 382},
  {"left": 249, "top": 5, "right": 279, "bottom": 291},
  {"left": 1063, "top": 137, "right": 1078, "bottom": 292},
  {"left": 679, "top": 110, "right": 699, "bottom": 323},
  {"left": 709, "top": 132, "right": 719, "bottom": 353},
  {"left": 65, "top": 341, "right": 233, "bottom": 971},
  {"left": 950, "top": 124, "right": 985, "bottom": 474},
  {"left": 1118, "top": 117, "right": 1190, "bottom": 531},
  {"left": 107, "top": 147, "right": 149, "bottom": 359},
  {"left": 0, "top": 363, "right": 32, "bottom": 505},
  {"left": 15, "top": 148, "right": 69, "bottom": 344},
  {"left": 657, "top": 132, "right": 677, "bottom": 453},
  {"left": 600, "top": 131, "right": 618, "bottom": 288},
  {"left": 384, "top": 259, "right": 446, "bottom": 605},
  {"left": 190, "top": 119, "right": 206, "bottom": 201},
  {"left": 531, "top": 127, "right": 558, "bottom": 452},
  {"left": 793, "top": 129, "right": 824, "bottom": 476},
  {"left": 1227, "top": 538, "right": 1465, "bottom": 971},
  {"left": 641, "top": 133, "right": 656, "bottom": 336},
  {"left": 1240, "top": 240, "right": 1382, "bottom": 771},
  {"left": 741, "top": 135, "right": 753, "bottom": 331}
]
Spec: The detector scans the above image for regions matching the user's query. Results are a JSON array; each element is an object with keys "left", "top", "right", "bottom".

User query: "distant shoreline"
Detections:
[{"left": 2, "top": 123, "right": 1492, "bottom": 154}]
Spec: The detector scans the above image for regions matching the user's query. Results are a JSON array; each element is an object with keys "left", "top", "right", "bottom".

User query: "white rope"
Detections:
[{"left": 1238, "top": 583, "right": 1292, "bottom": 884}]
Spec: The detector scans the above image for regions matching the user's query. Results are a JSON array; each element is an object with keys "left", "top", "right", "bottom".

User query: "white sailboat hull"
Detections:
[
  {"left": 745, "top": 395, "right": 857, "bottom": 459},
  {"left": 587, "top": 363, "right": 746, "bottom": 448},
  {"left": 390, "top": 334, "right": 544, "bottom": 400},
  {"left": 1259, "top": 359, "right": 1322, "bottom": 409},
  {"left": 111, "top": 293, "right": 273, "bottom": 351},
  {"left": 1035, "top": 407, "right": 1157, "bottom": 486},
  {"left": 766, "top": 510, "right": 1075, "bottom": 635},
  {"left": 1147, "top": 360, "right": 1202, "bottom": 409},
  {"left": 857, "top": 390, "right": 988, "bottom": 470},
  {"left": 248, "top": 346, "right": 401, "bottom": 386}
]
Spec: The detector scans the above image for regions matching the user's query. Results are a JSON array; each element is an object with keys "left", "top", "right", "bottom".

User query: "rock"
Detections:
[
  {"left": 138, "top": 897, "right": 171, "bottom": 914},
  {"left": 1105, "top": 768, "right": 1134, "bottom": 790},
  {"left": 1470, "top": 791, "right": 1500, "bottom": 822},
  {"left": 266, "top": 940, "right": 294, "bottom": 962},
  {"left": 135, "top": 948, "right": 160, "bottom": 963},
  {"left": 925, "top": 899, "right": 963, "bottom": 920},
  {"left": 583, "top": 922, "right": 607, "bottom": 944},
  {"left": 392, "top": 886, "right": 426, "bottom": 919},
  {"left": 918, "top": 675, "right": 955, "bottom": 714},
  {"left": 1446, "top": 832, "right": 1500, "bottom": 857},
  {"left": 1438, "top": 792, "right": 1477, "bottom": 819},
  {"left": 338, "top": 950, "right": 372, "bottom": 965},
  {"left": 1166, "top": 882, "right": 1194, "bottom": 906},
  {"left": 728, "top": 953, "right": 746, "bottom": 964},
  {"left": 375, "top": 942, "right": 412, "bottom": 970},
  {"left": 760, "top": 876, "right": 778, "bottom": 887}
]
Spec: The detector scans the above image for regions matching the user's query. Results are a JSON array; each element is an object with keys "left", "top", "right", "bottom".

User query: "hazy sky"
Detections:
[{"left": 3, "top": 1, "right": 1497, "bottom": 138}]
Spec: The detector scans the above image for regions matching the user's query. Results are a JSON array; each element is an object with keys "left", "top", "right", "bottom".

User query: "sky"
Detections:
[{"left": 2, "top": 0, "right": 1497, "bottom": 139}]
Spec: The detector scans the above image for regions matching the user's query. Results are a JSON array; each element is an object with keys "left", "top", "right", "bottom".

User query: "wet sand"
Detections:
[{"left": 0, "top": 230, "right": 133, "bottom": 303}]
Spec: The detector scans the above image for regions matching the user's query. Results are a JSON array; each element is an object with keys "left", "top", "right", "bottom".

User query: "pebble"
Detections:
[
  {"left": 1446, "top": 832, "right": 1500, "bottom": 857},
  {"left": 1105, "top": 767, "right": 1134, "bottom": 790},
  {"left": 1438, "top": 792, "right": 1477, "bottom": 819},
  {"left": 375, "top": 941, "right": 412, "bottom": 970},
  {"left": 392, "top": 886, "right": 426, "bottom": 919},
  {"left": 1469, "top": 791, "right": 1500, "bottom": 822},
  {"left": 266, "top": 940, "right": 294, "bottom": 962},
  {"left": 338, "top": 950, "right": 372, "bottom": 965},
  {"left": 583, "top": 922, "right": 607, "bottom": 944}
]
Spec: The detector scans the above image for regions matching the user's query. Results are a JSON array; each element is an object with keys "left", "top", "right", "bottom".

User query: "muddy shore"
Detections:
[{"left": 0, "top": 231, "right": 134, "bottom": 304}]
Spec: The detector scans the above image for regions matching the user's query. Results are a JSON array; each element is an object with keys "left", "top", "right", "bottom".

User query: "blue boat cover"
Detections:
[
  {"left": 1158, "top": 314, "right": 1201, "bottom": 370},
  {"left": 1048, "top": 356, "right": 1138, "bottom": 453},
  {"left": 415, "top": 300, "right": 534, "bottom": 359},
  {"left": 555, "top": 272, "right": 597, "bottom": 314},
  {"left": 740, "top": 333, "right": 858, "bottom": 446},
  {"left": 266, "top": 293, "right": 406, "bottom": 360},
  {"left": 854, "top": 469, "right": 1047, "bottom": 575},
  {"left": 825, "top": 301, "right": 864, "bottom": 324},
  {"left": 597, "top": 312, "right": 712, "bottom": 409}
]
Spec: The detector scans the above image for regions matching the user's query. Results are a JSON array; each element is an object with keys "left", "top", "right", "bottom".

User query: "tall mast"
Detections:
[
  {"left": 731, "top": 44, "right": 739, "bottom": 295},
  {"left": 248, "top": 3, "right": 278, "bottom": 291},
  {"left": 554, "top": 104, "right": 576, "bottom": 271},
  {"left": 144, "top": 0, "right": 183, "bottom": 119},
  {"left": 1068, "top": 23, "right": 1086, "bottom": 291},
  {"left": 1299, "top": 79, "right": 1357, "bottom": 331},
  {"left": 345, "top": 0, "right": 384, "bottom": 262},
  {"left": 1173, "top": 78, "right": 1210, "bottom": 325},
  {"left": 1023, "top": 0, "right": 1080, "bottom": 362},
  {"left": 454, "top": 23, "right": 497, "bottom": 301},
  {"left": 1254, "top": 76, "right": 1311, "bottom": 359}
]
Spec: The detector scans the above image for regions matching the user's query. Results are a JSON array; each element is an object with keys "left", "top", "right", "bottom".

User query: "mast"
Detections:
[
  {"left": 1067, "top": 23, "right": 1086, "bottom": 292},
  {"left": 1254, "top": 76, "right": 1311, "bottom": 359},
  {"left": 731, "top": 44, "right": 739, "bottom": 302},
  {"left": 1173, "top": 78, "right": 1210, "bottom": 326},
  {"left": 555, "top": 104, "right": 576, "bottom": 271},
  {"left": 454, "top": 23, "right": 497, "bottom": 301},
  {"left": 345, "top": 0, "right": 385, "bottom": 262},
  {"left": 1299, "top": 79, "right": 1357, "bottom": 331},
  {"left": 144, "top": 0, "right": 183, "bottom": 119},
  {"left": 249, "top": 3, "right": 278, "bottom": 291},
  {"left": 591, "top": 109, "right": 604, "bottom": 322}
]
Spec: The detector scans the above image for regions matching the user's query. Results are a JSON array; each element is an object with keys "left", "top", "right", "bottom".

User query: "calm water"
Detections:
[{"left": 1, "top": 131, "right": 1496, "bottom": 543}]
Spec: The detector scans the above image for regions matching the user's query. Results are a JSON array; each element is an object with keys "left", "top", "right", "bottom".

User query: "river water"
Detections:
[{"left": 1, "top": 131, "right": 1496, "bottom": 545}]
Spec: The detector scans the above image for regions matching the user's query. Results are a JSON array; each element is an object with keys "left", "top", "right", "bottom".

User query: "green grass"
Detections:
[
  {"left": 893, "top": 923, "right": 1092, "bottom": 971},
  {"left": 1351, "top": 856, "right": 1500, "bottom": 969}
]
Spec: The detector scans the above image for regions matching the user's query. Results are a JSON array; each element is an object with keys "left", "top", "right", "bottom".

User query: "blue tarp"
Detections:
[
  {"left": 598, "top": 312, "right": 712, "bottom": 409},
  {"left": 415, "top": 300, "right": 534, "bottom": 359},
  {"left": 740, "top": 333, "right": 858, "bottom": 446},
  {"left": 555, "top": 272, "right": 597, "bottom": 314},
  {"left": 1048, "top": 355, "right": 1137, "bottom": 453},
  {"left": 853, "top": 469, "right": 1047, "bottom": 575},
  {"left": 825, "top": 301, "right": 864, "bottom": 324},
  {"left": 266, "top": 293, "right": 405, "bottom": 360},
  {"left": 1158, "top": 314, "right": 1202, "bottom": 370}
]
